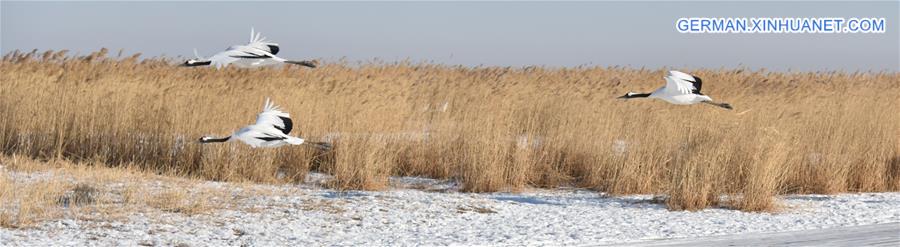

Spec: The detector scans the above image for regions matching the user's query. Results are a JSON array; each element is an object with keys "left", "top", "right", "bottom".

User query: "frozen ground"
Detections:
[
  {"left": 2, "top": 173, "right": 900, "bottom": 246},
  {"left": 636, "top": 223, "right": 900, "bottom": 246}
]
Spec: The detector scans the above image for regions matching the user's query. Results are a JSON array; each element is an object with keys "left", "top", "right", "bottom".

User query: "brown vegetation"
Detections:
[
  {"left": 1, "top": 49, "right": 898, "bottom": 212},
  {"left": 0, "top": 155, "right": 236, "bottom": 228}
]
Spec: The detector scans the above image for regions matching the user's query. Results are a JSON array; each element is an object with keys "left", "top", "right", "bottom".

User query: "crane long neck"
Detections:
[
  {"left": 627, "top": 93, "right": 651, "bottom": 98},
  {"left": 201, "top": 136, "right": 231, "bottom": 143},
  {"left": 184, "top": 61, "right": 212, "bottom": 67}
]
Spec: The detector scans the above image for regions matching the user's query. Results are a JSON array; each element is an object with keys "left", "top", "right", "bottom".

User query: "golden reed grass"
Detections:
[
  {"left": 2, "top": 49, "right": 898, "bottom": 211},
  {"left": 0, "top": 155, "right": 225, "bottom": 228}
]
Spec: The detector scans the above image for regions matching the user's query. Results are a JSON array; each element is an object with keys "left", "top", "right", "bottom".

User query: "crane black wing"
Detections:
[
  {"left": 275, "top": 116, "right": 292, "bottom": 135},
  {"left": 690, "top": 76, "right": 703, "bottom": 95},
  {"left": 254, "top": 98, "right": 294, "bottom": 135}
]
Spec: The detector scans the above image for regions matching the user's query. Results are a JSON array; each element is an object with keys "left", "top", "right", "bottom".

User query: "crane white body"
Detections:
[
  {"left": 184, "top": 28, "right": 316, "bottom": 69},
  {"left": 619, "top": 70, "right": 732, "bottom": 110},
  {"left": 200, "top": 98, "right": 329, "bottom": 149}
]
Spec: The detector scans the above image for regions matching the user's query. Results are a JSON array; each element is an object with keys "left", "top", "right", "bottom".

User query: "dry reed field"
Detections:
[
  {"left": 2, "top": 49, "right": 899, "bottom": 214},
  {"left": 0, "top": 154, "right": 282, "bottom": 228}
]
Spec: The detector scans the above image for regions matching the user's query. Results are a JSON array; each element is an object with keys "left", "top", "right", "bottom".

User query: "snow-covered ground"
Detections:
[{"left": 2, "top": 172, "right": 900, "bottom": 246}]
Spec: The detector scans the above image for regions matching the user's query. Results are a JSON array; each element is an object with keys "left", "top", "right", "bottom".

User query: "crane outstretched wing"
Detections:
[
  {"left": 207, "top": 50, "right": 242, "bottom": 68},
  {"left": 664, "top": 70, "right": 702, "bottom": 95},
  {"left": 253, "top": 98, "right": 293, "bottom": 135},
  {"left": 246, "top": 27, "right": 281, "bottom": 55},
  {"left": 224, "top": 46, "right": 272, "bottom": 59},
  {"left": 669, "top": 70, "right": 703, "bottom": 94},
  {"left": 212, "top": 47, "right": 285, "bottom": 67}
]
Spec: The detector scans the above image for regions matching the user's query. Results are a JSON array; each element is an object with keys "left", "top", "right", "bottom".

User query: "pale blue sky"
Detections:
[{"left": 2, "top": 1, "right": 897, "bottom": 71}]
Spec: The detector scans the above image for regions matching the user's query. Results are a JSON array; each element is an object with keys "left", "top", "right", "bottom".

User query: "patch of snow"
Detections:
[{"left": 2, "top": 174, "right": 899, "bottom": 246}]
